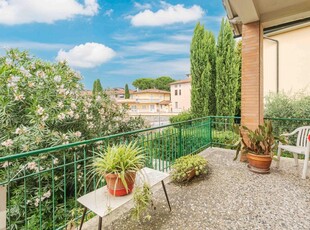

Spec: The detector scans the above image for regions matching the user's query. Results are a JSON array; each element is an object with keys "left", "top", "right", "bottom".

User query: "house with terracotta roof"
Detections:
[
  {"left": 117, "top": 89, "right": 171, "bottom": 113},
  {"left": 170, "top": 76, "right": 191, "bottom": 113}
]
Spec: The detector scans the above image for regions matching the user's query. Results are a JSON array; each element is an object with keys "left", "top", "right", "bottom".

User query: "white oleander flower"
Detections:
[
  {"left": 54, "top": 75, "right": 61, "bottom": 83},
  {"left": 36, "top": 106, "right": 44, "bottom": 115},
  {"left": 1, "top": 139, "right": 13, "bottom": 147}
]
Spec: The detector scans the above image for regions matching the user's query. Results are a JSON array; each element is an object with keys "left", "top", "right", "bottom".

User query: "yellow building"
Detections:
[{"left": 117, "top": 89, "right": 171, "bottom": 113}]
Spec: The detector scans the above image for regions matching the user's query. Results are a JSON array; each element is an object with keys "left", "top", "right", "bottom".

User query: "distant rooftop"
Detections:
[{"left": 132, "top": 89, "right": 170, "bottom": 94}]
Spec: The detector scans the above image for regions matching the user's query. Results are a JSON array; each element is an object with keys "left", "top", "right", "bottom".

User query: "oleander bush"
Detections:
[{"left": 0, "top": 49, "right": 146, "bottom": 229}]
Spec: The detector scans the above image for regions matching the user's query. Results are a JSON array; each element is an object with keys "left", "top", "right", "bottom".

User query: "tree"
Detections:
[
  {"left": 190, "top": 23, "right": 211, "bottom": 117},
  {"left": 125, "top": 84, "right": 130, "bottom": 99},
  {"left": 154, "top": 76, "right": 175, "bottom": 91},
  {"left": 132, "top": 76, "right": 176, "bottom": 91},
  {"left": 235, "top": 41, "right": 242, "bottom": 117},
  {"left": 205, "top": 31, "right": 217, "bottom": 115},
  {"left": 132, "top": 78, "right": 155, "bottom": 90},
  {"left": 92, "top": 79, "right": 103, "bottom": 95},
  {"left": 215, "top": 19, "right": 239, "bottom": 116}
]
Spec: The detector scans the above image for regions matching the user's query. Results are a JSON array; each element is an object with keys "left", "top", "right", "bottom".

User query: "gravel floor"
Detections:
[{"left": 86, "top": 148, "right": 310, "bottom": 230}]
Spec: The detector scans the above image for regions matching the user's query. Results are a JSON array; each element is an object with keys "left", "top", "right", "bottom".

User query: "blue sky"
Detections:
[{"left": 0, "top": 0, "right": 225, "bottom": 90}]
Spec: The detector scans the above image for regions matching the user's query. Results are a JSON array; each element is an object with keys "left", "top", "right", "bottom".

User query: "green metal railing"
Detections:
[{"left": 0, "top": 117, "right": 211, "bottom": 230}]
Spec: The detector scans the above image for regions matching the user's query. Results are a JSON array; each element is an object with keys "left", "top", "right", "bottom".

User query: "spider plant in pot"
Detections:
[
  {"left": 92, "top": 142, "right": 145, "bottom": 196},
  {"left": 234, "top": 121, "right": 286, "bottom": 173}
]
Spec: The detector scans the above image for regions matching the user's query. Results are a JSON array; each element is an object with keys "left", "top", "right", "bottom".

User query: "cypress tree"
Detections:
[
  {"left": 235, "top": 41, "right": 242, "bottom": 117},
  {"left": 125, "top": 84, "right": 130, "bottom": 99},
  {"left": 92, "top": 79, "right": 103, "bottom": 96},
  {"left": 215, "top": 19, "right": 238, "bottom": 116},
  {"left": 205, "top": 31, "right": 217, "bottom": 115},
  {"left": 190, "top": 23, "right": 211, "bottom": 117}
]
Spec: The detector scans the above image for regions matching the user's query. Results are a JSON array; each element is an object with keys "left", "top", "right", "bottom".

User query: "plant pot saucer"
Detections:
[{"left": 247, "top": 164, "right": 270, "bottom": 174}]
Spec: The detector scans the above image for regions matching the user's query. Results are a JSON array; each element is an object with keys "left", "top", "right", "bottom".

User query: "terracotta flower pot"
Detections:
[
  {"left": 105, "top": 172, "right": 136, "bottom": 196},
  {"left": 247, "top": 153, "right": 272, "bottom": 174}
]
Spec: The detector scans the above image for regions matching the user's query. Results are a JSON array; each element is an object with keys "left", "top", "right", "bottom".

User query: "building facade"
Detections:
[
  {"left": 170, "top": 78, "right": 191, "bottom": 113},
  {"left": 117, "top": 89, "right": 171, "bottom": 113},
  {"left": 264, "top": 25, "right": 310, "bottom": 96}
]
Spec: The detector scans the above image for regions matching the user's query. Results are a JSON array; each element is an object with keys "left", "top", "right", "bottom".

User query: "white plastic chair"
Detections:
[{"left": 276, "top": 126, "right": 310, "bottom": 179}]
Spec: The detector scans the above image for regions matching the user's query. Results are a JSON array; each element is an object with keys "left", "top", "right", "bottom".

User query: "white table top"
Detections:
[{"left": 77, "top": 167, "right": 169, "bottom": 217}]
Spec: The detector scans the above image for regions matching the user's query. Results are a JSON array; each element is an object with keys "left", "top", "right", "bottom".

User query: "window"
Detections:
[
  {"left": 179, "top": 89, "right": 181, "bottom": 95},
  {"left": 175, "top": 90, "right": 178, "bottom": 95},
  {"left": 142, "top": 105, "right": 146, "bottom": 109},
  {"left": 175, "top": 102, "right": 178, "bottom": 109},
  {"left": 179, "top": 84, "right": 181, "bottom": 87},
  {"left": 175, "top": 85, "right": 177, "bottom": 88}
]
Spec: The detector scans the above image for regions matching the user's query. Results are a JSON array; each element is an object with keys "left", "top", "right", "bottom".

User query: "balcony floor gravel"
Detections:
[{"left": 85, "top": 147, "right": 310, "bottom": 230}]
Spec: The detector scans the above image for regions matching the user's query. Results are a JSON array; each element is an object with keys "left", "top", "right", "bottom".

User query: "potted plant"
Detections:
[
  {"left": 171, "top": 154, "right": 208, "bottom": 182},
  {"left": 234, "top": 121, "right": 286, "bottom": 173},
  {"left": 92, "top": 142, "right": 145, "bottom": 196}
]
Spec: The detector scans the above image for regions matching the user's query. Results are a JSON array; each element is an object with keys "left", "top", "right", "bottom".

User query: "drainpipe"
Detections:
[{"left": 263, "top": 36, "right": 279, "bottom": 93}]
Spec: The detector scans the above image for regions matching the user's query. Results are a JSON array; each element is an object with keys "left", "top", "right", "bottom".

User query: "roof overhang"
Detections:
[{"left": 223, "top": 0, "right": 310, "bottom": 37}]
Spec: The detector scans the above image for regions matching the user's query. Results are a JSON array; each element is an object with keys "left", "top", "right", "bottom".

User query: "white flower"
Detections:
[
  {"left": 43, "top": 190, "right": 51, "bottom": 199},
  {"left": 62, "top": 134, "right": 69, "bottom": 140},
  {"left": 1, "top": 139, "right": 13, "bottom": 147},
  {"left": 54, "top": 75, "right": 61, "bottom": 83},
  {"left": 5, "top": 58, "right": 13, "bottom": 66},
  {"left": 67, "top": 110, "right": 74, "bottom": 118},
  {"left": 2, "top": 161, "right": 11, "bottom": 168},
  {"left": 34, "top": 198, "right": 40, "bottom": 207},
  {"left": 86, "top": 114, "right": 93, "bottom": 120},
  {"left": 27, "top": 162, "right": 37, "bottom": 170},
  {"left": 57, "top": 88, "right": 66, "bottom": 95},
  {"left": 11, "top": 76, "right": 20, "bottom": 83},
  {"left": 57, "top": 101, "right": 64, "bottom": 108},
  {"left": 71, "top": 102, "right": 77, "bottom": 110},
  {"left": 96, "top": 96, "right": 101, "bottom": 102},
  {"left": 15, "top": 127, "right": 27, "bottom": 135},
  {"left": 14, "top": 94, "right": 25, "bottom": 101},
  {"left": 57, "top": 113, "right": 66, "bottom": 121},
  {"left": 36, "top": 71, "right": 46, "bottom": 79},
  {"left": 36, "top": 106, "right": 44, "bottom": 116},
  {"left": 53, "top": 158, "right": 59, "bottom": 165},
  {"left": 7, "top": 82, "right": 17, "bottom": 88},
  {"left": 74, "top": 114, "right": 80, "bottom": 119},
  {"left": 74, "top": 131, "right": 82, "bottom": 137},
  {"left": 88, "top": 122, "right": 94, "bottom": 129},
  {"left": 42, "top": 114, "right": 49, "bottom": 121},
  {"left": 28, "top": 82, "right": 34, "bottom": 88}
]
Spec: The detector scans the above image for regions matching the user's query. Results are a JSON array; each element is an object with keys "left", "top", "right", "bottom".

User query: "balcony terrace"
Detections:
[{"left": 1, "top": 116, "right": 309, "bottom": 230}]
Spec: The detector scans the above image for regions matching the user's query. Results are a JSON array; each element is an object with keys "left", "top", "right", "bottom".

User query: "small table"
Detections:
[{"left": 77, "top": 167, "right": 171, "bottom": 230}]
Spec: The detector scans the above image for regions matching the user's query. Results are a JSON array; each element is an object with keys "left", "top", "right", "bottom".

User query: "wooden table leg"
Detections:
[
  {"left": 98, "top": 216, "right": 103, "bottom": 230},
  {"left": 79, "top": 207, "right": 87, "bottom": 230},
  {"left": 161, "top": 181, "right": 171, "bottom": 211}
]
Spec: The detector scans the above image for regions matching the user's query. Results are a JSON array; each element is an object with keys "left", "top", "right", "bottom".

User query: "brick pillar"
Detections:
[{"left": 241, "top": 21, "right": 264, "bottom": 130}]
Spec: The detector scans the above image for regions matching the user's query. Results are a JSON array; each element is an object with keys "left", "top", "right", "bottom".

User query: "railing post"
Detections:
[
  {"left": 209, "top": 117, "right": 213, "bottom": 147},
  {"left": 178, "top": 124, "right": 182, "bottom": 157}
]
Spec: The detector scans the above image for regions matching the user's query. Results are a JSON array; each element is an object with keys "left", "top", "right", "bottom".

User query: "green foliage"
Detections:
[
  {"left": 190, "top": 23, "right": 212, "bottom": 117},
  {"left": 92, "top": 79, "right": 103, "bottom": 95},
  {"left": 265, "top": 92, "right": 310, "bottom": 135},
  {"left": 132, "top": 76, "right": 175, "bottom": 91},
  {"left": 216, "top": 19, "right": 239, "bottom": 116},
  {"left": 235, "top": 41, "right": 242, "bottom": 117},
  {"left": 154, "top": 76, "right": 175, "bottom": 91},
  {"left": 131, "top": 183, "right": 153, "bottom": 221},
  {"left": 234, "top": 121, "right": 286, "bottom": 160},
  {"left": 169, "top": 111, "right": 193, "bottom": 123},
  {"left": 212, "top": 130, "right": 239, "bottom": 147},
  {"left": 125, "top": 83, "right": 130, "bottom": 99},
  {"left": 92, "top": 142, "right": 145, "bottom": 176},
  {"left": 171, "top": 154, "right": 208, "bottom": 182},
  {"left": 132, "top": 78, "right": 155, "bottom": 90}
]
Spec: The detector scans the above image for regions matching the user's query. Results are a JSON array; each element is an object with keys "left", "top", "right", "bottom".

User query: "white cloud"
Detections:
[
  {"left": 132, "top": 41, "right": 189, "bottom": 54},
  {"left": 130, "top": 1, "right": 204, "bottom": 27},
  {"left": 108, "top": 58, "right": 189, "bottom": 77},
  {"left": 134, "top": 2, "right": 152, "bottom": 10},
  {"left": 0, "top": 41, "right": 72, "bottom": 50},
  {"left": 0, "top": 0, "right": 99, "bottom": 25},
  {"left": 104, "top": 9, "right": 113, "bottom": 17},
  {"left": 56, "top": 42, "right": 116, "bottom": 68},
  {"left": 169, "top": 34, "right": 192, "bottom": 42}
]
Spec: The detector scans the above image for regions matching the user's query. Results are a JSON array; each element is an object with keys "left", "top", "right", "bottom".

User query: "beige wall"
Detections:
[
  {"left": 170, "top": 82, "right": 191, "bottom": 113},
  {"left": 264, "top": 26, "right": 310, "bottom": 97},
  {"left": 131, "top": 92, "right": 170, "bottom": 102}
]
